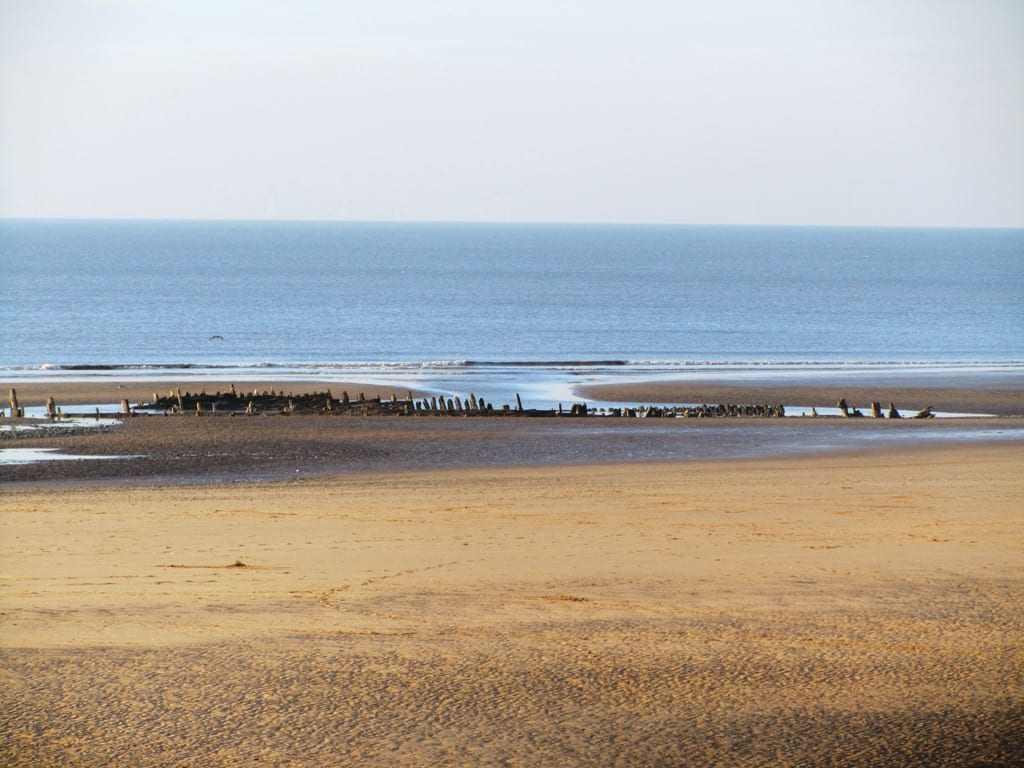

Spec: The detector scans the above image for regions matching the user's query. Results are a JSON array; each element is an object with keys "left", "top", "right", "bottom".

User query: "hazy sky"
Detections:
[{"left": 1, "top": 0, "right": 1022, "bottom": 226}]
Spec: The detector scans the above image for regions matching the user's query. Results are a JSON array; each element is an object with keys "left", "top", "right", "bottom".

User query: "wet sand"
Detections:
[
  {"left": 3, "top": 405, "right": 1023, "bottom": 486},
  {"left": 2, "top": 444, "right": 1022, "bottom": 767},
  {"left": 4, "top": 377, "right": 1023, "bottom": 486}
]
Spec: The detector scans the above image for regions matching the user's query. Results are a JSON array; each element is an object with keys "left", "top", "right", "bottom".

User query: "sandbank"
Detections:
[
  {"left": 2, "top": 443, "right": 1022, "bottom": 766},
  {"left": 579, "top": 380, "right": 1024, "bottom": 416}
]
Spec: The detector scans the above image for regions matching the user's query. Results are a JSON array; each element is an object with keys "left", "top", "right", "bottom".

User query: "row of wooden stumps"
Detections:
[
  {"left": 137, "top": 389, "right": 794, "bottom": 418},
  {"left": 3, "top": 386, "right": 937, "bottom": 421},
  {"left": 140, "top": 387, "right": 536, "bottom": 416},
  {"left": 141, "top": 389, "right": 788, "bottom": 418},
  {"left": 2, "top": 388, "right": 132, "bottom": 421},
  {"left": 625, "top": 403, "right": 786, "bottom": 418},
  {"left": 830, "top": 398, "right": 935, "bottom": 419},
  {"left": 137, "top": 387, "right": 553, "bottom": 416}
]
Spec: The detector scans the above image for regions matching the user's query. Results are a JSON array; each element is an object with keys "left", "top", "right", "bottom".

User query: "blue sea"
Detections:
[{"left": 2, "top": 220, "right": 1022, "bottom": 409}]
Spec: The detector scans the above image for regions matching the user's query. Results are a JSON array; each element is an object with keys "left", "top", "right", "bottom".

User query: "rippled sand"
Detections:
[{"left": 2, "top": 444, "right": 1022, "bottom": 766}]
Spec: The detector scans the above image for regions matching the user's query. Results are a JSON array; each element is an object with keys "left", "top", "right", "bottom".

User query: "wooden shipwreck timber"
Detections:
[
  {"left": 5, "top": 387, "right": 936, "bottom": 422},
  {"left": 133, "top": 387, "right": 795, "bottom": 418},
  {"left": 133, "top": 388, "right": 934, "bottom": 419}
]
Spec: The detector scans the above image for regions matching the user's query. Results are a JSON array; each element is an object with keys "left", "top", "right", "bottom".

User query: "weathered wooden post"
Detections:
[
  {"left": 870, "top": 401, "right": 883, "bottom": 418},
  {"left": 9, "top": 389, "right": 19, "bottom": 419},
  {"left": 175, "top": 388, "right": 184, "bottom": 413},
  {"left": 121, "top": 399, "right": 131, "bottom": 415},
  {"left": 47, "top": 396, "right": 58, "bottom": 419},
  {"left": 469, "top": 393, "right": 478, "bottom": 411},
  {"left": 887, "top": 402, "right": 902, "bottom": 419},
  {"left": 515, "top": 393, "right": 523, "bottom": 412},
  {"left": 837, "top": 398, "right": 850, "bottom": 417}
]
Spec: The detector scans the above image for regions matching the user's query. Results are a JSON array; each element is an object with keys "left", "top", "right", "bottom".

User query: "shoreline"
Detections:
[{"left": 4, "top": 360, "right": 1023, "bottom": 415}]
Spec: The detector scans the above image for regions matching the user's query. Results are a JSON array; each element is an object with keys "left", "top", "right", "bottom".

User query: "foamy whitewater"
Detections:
[{"left": 2, "top": 220, "right": 1022, "bottom": 408}]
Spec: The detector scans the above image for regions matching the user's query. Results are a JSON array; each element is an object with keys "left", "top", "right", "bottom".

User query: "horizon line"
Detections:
[{"left": 2, "top": 216, "right": 1022, "bottom": 231}]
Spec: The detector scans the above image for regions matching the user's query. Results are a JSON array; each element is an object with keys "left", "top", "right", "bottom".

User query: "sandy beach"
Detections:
[
  {"left": 2, "top": 379, "right": 1023, "bottom": 766},
  {"left": 1, "top": 443, "right": 1022, "bottom": 766}
]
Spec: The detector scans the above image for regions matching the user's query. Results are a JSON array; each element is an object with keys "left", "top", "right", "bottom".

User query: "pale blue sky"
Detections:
[{"left": 1, "top": 0, "right": 1022, "bottom": 225}]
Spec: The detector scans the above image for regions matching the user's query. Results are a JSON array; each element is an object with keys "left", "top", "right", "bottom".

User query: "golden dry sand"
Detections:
[{"left": 2, "top": 444, "right": 1022, "bottom": 766}]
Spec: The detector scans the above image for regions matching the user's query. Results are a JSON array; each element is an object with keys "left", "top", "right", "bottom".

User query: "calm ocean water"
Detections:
[{"left": 2, "top": 220, "right": 1022, "bottom": 407}]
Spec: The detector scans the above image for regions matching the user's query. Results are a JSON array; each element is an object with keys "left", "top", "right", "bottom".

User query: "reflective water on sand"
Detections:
[{"left": 0, "top": 448, "right": 137, "bottom": 466}]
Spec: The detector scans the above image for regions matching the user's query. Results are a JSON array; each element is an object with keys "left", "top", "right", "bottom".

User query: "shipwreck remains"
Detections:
[
  {"left": 130, "top": 388, "right": 794, "bottom": 419},
  {"left": 5, "top": 386, "right": 941, "bottom": 422}
]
